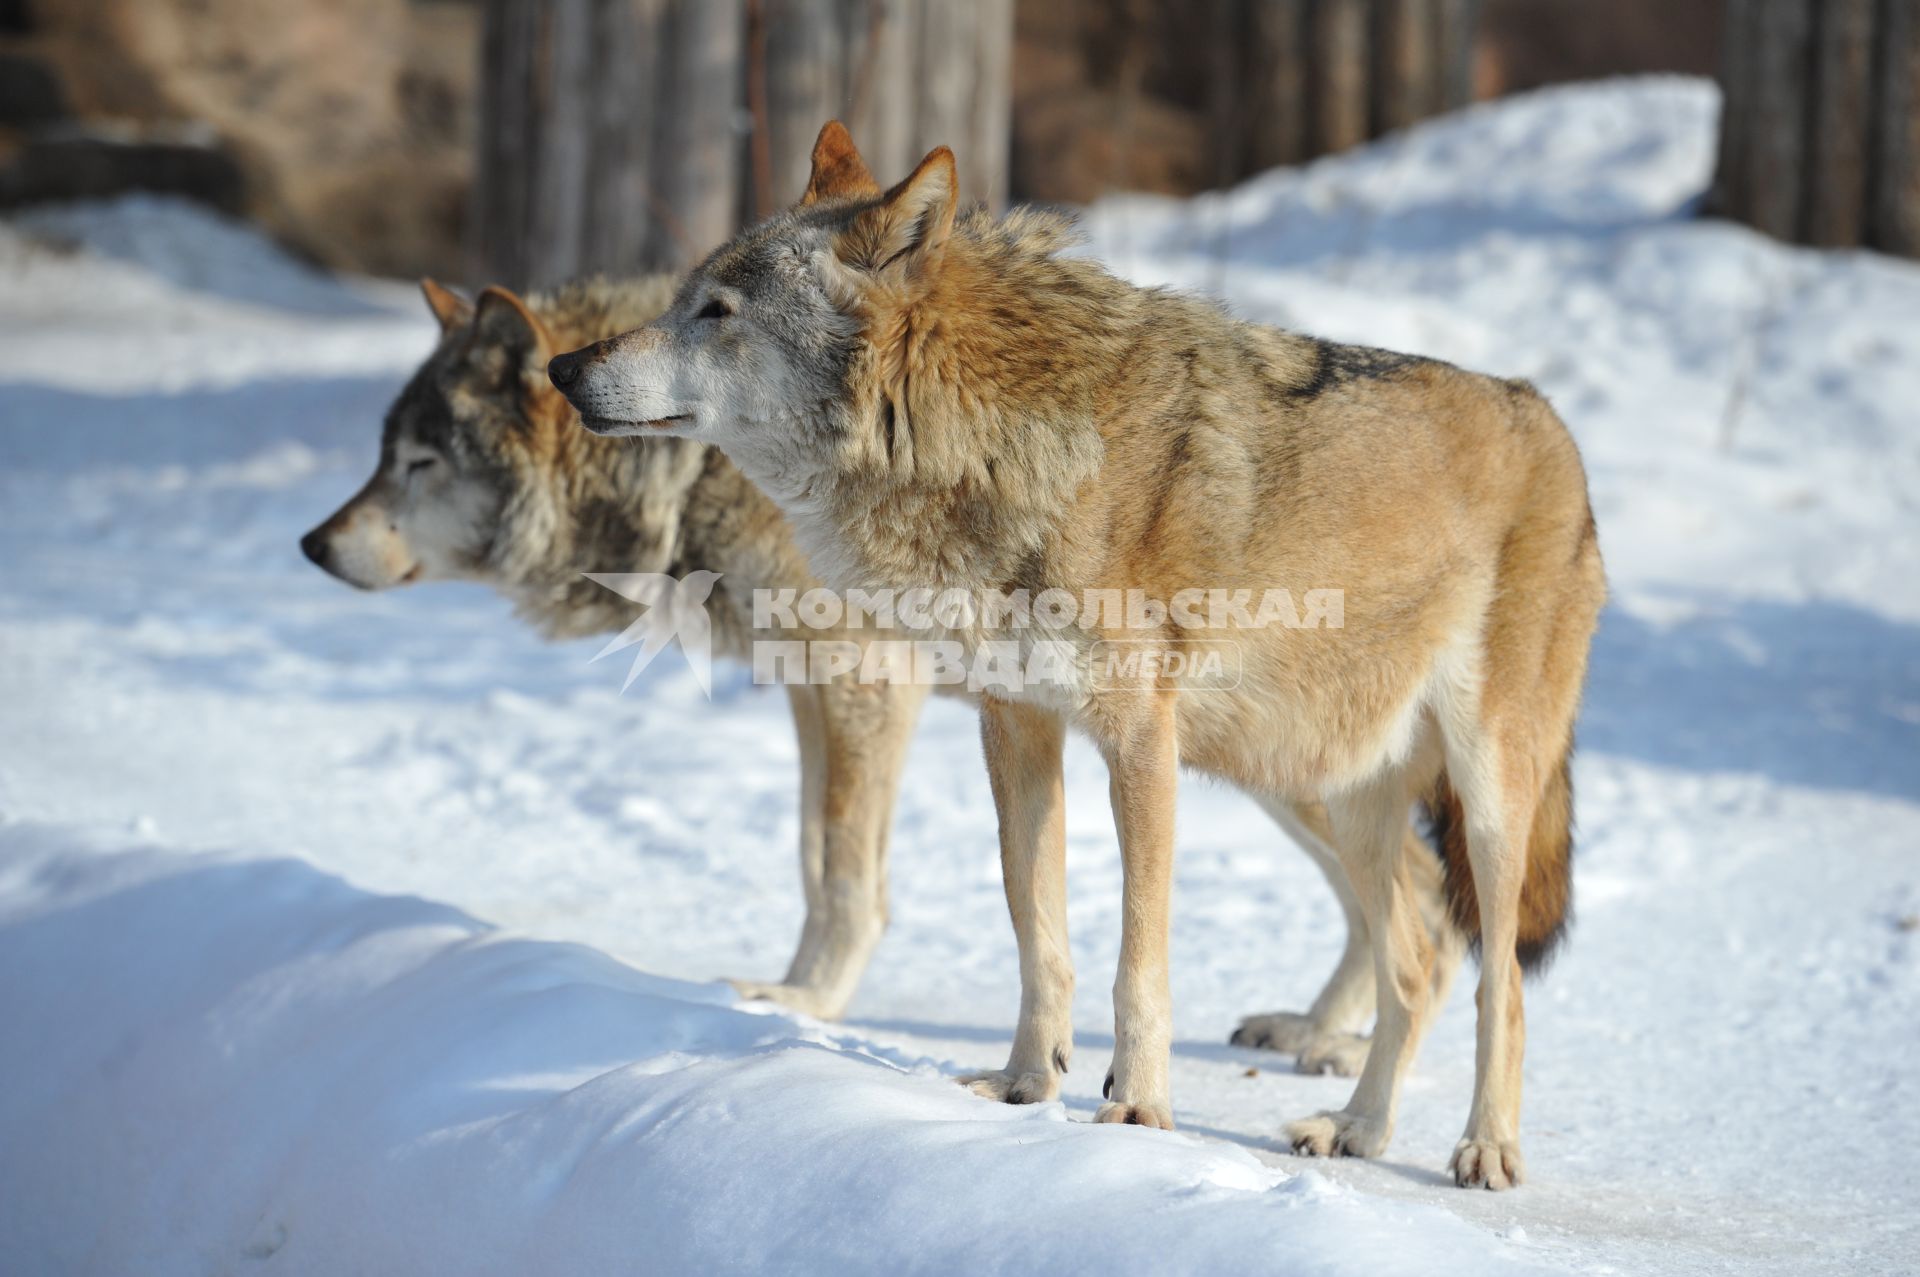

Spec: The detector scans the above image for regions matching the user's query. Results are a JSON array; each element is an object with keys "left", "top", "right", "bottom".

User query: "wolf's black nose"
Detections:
[
  {"left": 547, "top": 349, "right": 585, "bottom": 389},
  {"left": 300, "top": 529, "right": 330, "bottom": 569}
]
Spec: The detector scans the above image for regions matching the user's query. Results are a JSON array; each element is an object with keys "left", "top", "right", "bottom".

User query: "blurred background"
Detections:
[{"left": 12, "top": 0, "right": 1879, "bottom": 289}]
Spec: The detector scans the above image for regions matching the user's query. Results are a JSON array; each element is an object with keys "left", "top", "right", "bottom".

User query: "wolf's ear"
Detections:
[
  {"left": 841, "top": 146, "right": 958, "bottom": 280},
  {"left": 468, "top": 287, "right": 554, "bottom": 395},
  {"left": 420, "top": 278, "right": 472, "bottom": 333},
  {"left": 472, "top": 286, "right": 550, "bottom": 360},
  {"left": 803, "top": 120, "right": 879, "bottom": 204}
]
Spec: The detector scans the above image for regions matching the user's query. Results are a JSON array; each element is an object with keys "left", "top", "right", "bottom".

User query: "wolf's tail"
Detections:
[{"left": 1423, "top": 742, "right": 1575, "bottom": 975}]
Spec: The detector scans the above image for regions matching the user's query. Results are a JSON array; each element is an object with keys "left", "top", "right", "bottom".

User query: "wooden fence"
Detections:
[
  {"left": 472, "top": 0, "right": 1012, "bottom": 290},
  {"left": 1711, "top": 0, "right": 1920, "bottom": 254}
]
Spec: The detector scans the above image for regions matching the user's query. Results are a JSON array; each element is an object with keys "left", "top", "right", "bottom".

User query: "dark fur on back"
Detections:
[{"left": 1282, "top": 339, "right": 1432, "bottom": 402}]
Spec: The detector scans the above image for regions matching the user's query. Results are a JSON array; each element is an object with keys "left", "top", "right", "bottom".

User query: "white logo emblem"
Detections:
[{"left": 584, "top": 571, "right": 722, "bottom": 696}]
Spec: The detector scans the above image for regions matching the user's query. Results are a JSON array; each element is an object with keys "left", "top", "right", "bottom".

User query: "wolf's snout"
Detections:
[
  {"left": 547, "top": 348, "right": 587, "bottom": 389},
  {"left": 300, "top": 527, "right": 331, "bottom": 570}
]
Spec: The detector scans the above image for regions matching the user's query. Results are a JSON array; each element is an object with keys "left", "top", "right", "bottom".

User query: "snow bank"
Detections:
[
  {"left": 0, "top": 826, "right": 1547, "bottom": 1276},
  {"left": 0, "top": 195, "right": 426, "bottom": 395}
]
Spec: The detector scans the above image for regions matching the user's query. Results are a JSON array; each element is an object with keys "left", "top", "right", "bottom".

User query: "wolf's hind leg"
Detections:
[
  {"left": 1407, "top": 825, "right": 1466, "bottom": 1010},
  {"left": 1236, "top": 801, "right": 1456, "bottom": 1078},
  {"left": 732, "top": 680, "right": 923, "bottom": 1022},
  {"left": 958, "top": 698, "right": 1074, "bottom": 1106},
  {"left": 1232, "top": 798, "right": 1374, "bottom": 1075},
  {"left": 1443, "top": 731, "right": 1534, "bottom": 1190},
  {"left": 1284, "top": 767, "right": 1433, "bottom": 1161}
]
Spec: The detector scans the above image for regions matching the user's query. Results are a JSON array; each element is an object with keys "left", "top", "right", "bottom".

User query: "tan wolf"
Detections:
[
  {"left": 547, "top": 123, "right": 1602, "bottom": 1188},
  {"left": 300, "top": 271, "right": 1456, "bottom": 1061}
]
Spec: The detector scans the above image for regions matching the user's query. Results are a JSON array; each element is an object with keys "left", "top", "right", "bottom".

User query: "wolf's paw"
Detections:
[
  {"left": 1230, "top": 1011, "right": 1320, "bottom": 1054},
  {"left": 1449, "top": 1136, "right": 1525, "bottom": 1190},
  {"left": 957, "top": 1068, "right": 1058, "bottom": 1105},
  {"left": 728, "top": 979, "right": 847, "bottom": 1023},
  {"left": 1231, "top": 1014, "right": 1370, "bottom": 1077},
  {"left": 1094, "top": 1101, "right": 1176, "bottom": 1129},
  {"left": 1294, "top": 1031, "right": 1371, "bottom": 1078},
  {"left": 1284, "top": 1109, "right": 1391, "bottom": 1159}
]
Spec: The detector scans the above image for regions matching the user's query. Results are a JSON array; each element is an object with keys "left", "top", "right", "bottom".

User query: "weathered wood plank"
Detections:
[
  {"left": 472, "top": 0, "right": 1008, "bottom": 282},
  {"left": 528, "top": 0, "right": 595, "bottom": 290},
  {"left": 1371, "top": 0, "right": 1435, "bottom": 135},
  {"left": 1744, "top": 0, "right": 1813, "bottom": 241},
  {"left": 584, "top": 0, "right": 666, "bottom": 277},
  {"left": 766, "top": 0, "right": 845, "bottom": 205},
  {"left": 1804, "top": 0, "right": 1874, "bottom": 247},
  {"left": 1310, "top": 0, "right": 1370, "bottom": 153},
  {"left": 1871, "top": 0, "right": 1920, "bottom": 255},
  {"left": 651, "top": 0, "right": 745, "bottom": 266},
  {"left": 1242, "top": 0, "right": 1314, "bottom": 172}
]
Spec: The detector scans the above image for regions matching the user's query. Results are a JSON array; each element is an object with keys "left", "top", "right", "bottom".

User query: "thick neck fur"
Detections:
[{"left": 766, "top": 208, "right": 1140, "bottom": 595}]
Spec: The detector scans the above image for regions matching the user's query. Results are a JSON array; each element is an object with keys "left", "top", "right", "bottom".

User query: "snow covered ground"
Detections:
[{"left": 2, "top": 78, "right": 1916, "bottom": 1275}]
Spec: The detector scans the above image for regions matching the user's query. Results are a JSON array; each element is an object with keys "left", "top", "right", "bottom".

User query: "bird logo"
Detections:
[{"left": 583, "top": 570, "right": 722, "bottom": 696}]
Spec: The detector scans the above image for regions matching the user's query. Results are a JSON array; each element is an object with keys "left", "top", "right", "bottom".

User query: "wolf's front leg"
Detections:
[
  {"left": 1095, "top": 693, "right": 1179, "bottom": 1129},
  {"left": 959, "top": 698, "right": 1074, "bottom": 1105},
  {"left": 732, "top": 681, "right": 924, "bottom": 1022}
]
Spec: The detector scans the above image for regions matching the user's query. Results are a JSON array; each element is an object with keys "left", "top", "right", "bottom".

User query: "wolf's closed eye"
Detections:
[
  {"left": 697, "top": 298, "right": 732, "bottom": 321},
  {"left": 406, "top": 457, "right": 436, "bottom": 475}
]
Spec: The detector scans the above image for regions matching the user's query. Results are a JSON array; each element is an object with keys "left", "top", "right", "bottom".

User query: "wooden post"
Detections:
[
  {"left": 1214, "top": 0, "right": 1480, "bottom": 186},
  {"left": 1432, "top": 0, "right": 1481, "bottom": 111},
  {"left": 1805, "top": 0, "right": 1875, "bottom": 246},
  {"left": 747, "top": 0, "right": 1010, "bottom": 210},
  {"left": 764, "top": 0, "right": 845, "bottom": 208},
  {"left": 1311, "top": 0, "right": 1372, "bottom": 155},
  {"left": 1711, "top": 0, "right": 1756, "bottom": 224},
  {"left": 472, "top": 0, "right": 538, "bottom": 290},
  {"left": 1746, "top": 0, "right": 1813, "bottom": 241},
  {"left": 526, "top": 0, "right": 595, "bottom": 288},
  {"left": 1711, "top": 0, "right": 1920, "bottom": 257},
  {"left": 967, "top": 0, "right": 1016, "bottom": 210},
  {"left": 472, "top": 0, "right": 1008, "bottom": 290},
  {"left": 1241, "top": 0, "right": 1313, "bottom": 173},
  {"left": 1210, "top": 0, "right": 1246, "bottom": 189},
  {"left": 1372, "top": 0, "right": 1436, "bottom": 135},
  {"left": 651, "top": 0, "right": 746, "bottom": 266},
  {"left": 1873, "top": 0, "right": 1920, "bottom": 255},
  {"left": 582, "top": 0, "right": 663, "bottom": 278},
  {"left": 910, "top": 0, "right": 1014, "bottom": 207}
]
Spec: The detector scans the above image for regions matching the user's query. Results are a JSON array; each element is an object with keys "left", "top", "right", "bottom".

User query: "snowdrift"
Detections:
[{"left": 0, "top": 827, "right": 1544, "bottom": 1275}]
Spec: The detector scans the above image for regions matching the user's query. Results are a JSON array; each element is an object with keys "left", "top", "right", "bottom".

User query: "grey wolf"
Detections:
[
  {"left": 548, "top": 122, "right": 1601, "bottom": 1187},
  {"left": 302, "top": 273, "right": 1453, "bottom": 1058}
]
